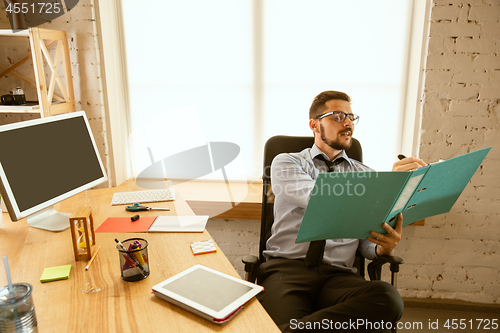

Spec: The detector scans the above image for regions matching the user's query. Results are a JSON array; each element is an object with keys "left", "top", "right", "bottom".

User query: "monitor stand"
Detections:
[{"left": 26, "top": 206, "right": 71, "bottom": 232}]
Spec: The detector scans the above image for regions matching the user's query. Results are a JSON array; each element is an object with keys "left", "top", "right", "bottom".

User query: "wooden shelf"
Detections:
[{"left": 0, "top": 28, "right": 75, "bottom": 117}]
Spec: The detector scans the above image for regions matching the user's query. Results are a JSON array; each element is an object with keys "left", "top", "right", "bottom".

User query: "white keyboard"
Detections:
[{"left": 111, "top": 189, "right": 175, "bottom": 205}]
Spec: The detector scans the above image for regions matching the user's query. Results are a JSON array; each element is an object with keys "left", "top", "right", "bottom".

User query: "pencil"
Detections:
[{"left": 85, "top": 246, "right": 101, "bottom": 271}]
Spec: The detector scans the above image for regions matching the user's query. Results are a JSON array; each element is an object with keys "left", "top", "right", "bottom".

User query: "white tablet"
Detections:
[{"left": 152, "top": 264, "right": 264, "bottom": 324}]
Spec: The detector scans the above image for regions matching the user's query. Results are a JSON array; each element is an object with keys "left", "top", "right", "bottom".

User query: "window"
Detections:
[{"left": 118, "top": 0, "right": 425, "bottom": 182}]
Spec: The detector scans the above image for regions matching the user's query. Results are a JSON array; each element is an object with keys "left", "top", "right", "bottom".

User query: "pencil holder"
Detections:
[
  {"left": 116, "top": 238, "right": 150, "bottom": 282},
  {"left": 69, "top": 207, "right": 96, "bottom": 261}
]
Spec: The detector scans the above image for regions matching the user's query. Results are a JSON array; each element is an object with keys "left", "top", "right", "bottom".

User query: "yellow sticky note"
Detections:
[{"left": 40, "top": 265, "right": 72, "bottom": 283}]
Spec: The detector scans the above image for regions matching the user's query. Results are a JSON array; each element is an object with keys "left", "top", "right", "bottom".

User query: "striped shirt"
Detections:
[{"left": 264, "top": 144, "right": 377, "bottom": 273}]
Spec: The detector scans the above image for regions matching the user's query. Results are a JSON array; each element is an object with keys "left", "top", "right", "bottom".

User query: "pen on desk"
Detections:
[
  {"left": 115, "top": 239, "right": 147, "bottom": 277},
  {"left": 85, "top": 246, "right": 101, "bottom": 271}
]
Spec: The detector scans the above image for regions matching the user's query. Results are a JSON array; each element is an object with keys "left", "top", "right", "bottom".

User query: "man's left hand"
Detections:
[{"left": 369, "top": 213, "right": 403, "bottom": 256}]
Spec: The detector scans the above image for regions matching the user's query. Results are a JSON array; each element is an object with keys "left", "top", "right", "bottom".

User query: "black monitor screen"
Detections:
[{"left": 0, "top": 112, "right": 106, "bottom": 217}]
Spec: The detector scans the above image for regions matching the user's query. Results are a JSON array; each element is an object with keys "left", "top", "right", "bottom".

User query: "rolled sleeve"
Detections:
[
  {"left": 266, "top": 145, "right": 379, "bottom": 271},
  {"left": 271, "top": 153, "right": 316, "bottom": 209},
  {"left": 358, "top": 239, "right": 378, "bottom": 260}
]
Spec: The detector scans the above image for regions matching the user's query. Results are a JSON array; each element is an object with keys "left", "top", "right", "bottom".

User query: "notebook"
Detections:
[
  {"left": 95, "top": 216, "right": 157, "bottom": 233},
  {"left": 95, "top": 215, "right": 208, "bottom": 233},
  {"left": 147, "top": 216, "right": 208, "bottom": 232},
  {"left": 152, "top": 265, "right": 263, "bottom": 324}
]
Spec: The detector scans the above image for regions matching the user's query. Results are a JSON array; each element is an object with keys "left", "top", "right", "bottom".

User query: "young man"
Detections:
[{"left": 256, "top": 91, "right": 426, "bottom": 332}]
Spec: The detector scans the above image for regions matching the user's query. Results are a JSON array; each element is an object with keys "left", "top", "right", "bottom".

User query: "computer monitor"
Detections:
[{"left": 0, "top": 111, "right": 108, "bottom": 231}]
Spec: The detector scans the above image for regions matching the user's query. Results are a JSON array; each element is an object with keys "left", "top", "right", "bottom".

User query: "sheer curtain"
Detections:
[{"left": 121, "top": 0, "right": 411, "bottom": 181}]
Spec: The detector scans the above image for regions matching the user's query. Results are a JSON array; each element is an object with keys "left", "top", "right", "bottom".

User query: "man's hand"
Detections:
[
  {"left": 393, "top": 157, "right": 427, "bottom": 171},
  {"left": 369, "top": 213, "right": 403, "bottom": 256}
]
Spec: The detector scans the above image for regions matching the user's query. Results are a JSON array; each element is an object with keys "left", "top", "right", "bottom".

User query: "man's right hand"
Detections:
[{"left": 392, "top": 157, "right": 426, "bottom": 171}]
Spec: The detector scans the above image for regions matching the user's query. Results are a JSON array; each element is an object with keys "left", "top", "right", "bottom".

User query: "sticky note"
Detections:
[
  {"left": 40, "top": 264, "right": 72, "bottom": 283},
  {"left": 190, "top": 240, "right": 217, "bottom": 255}
]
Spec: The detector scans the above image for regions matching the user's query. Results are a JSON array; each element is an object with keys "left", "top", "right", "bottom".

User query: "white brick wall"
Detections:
[
  {"left": 206, "top": 218, "right": 260, "bottom": 278},
  {"left": 0, "top": 1, "right": 109, "bottom": 183},
  {"left": 397, "top": 0, "right": 500, "bottom": 304}
]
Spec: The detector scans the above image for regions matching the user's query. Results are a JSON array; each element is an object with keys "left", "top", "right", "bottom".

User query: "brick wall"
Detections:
[
  {"left": 206, "top": 218, "right": 260, "bottom": 278},
  {"left": 395, "top": 0, "right": 500, "bottom": 304},
  {"left": 0, "top": 1, "right": 110, "bottom": 182}
]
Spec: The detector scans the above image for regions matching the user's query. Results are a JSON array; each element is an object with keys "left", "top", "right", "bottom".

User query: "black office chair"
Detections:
[{"left": 242, "top": 135, "right": 403, "bottom": 286}]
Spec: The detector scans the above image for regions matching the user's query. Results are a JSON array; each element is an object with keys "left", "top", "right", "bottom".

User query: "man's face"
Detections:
[{"left": 317, "top": 99, "right": 354, "bottom": 151}]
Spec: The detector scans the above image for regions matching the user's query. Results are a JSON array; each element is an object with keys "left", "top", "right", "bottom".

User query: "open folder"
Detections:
[{"left": 296, "top": 146, "right": 492, "bottom": 242}]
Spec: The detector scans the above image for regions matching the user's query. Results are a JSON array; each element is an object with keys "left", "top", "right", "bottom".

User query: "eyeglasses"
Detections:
[{"left": 314, "top": 111, "right": 359, "bottom": 125}]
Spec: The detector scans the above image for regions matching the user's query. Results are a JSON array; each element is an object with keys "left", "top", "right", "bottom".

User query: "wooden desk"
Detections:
[
  {"left": 177, "top": 180, "right": 425, "bottom": 225},
  {"left": 0, "top": 180, "right": 279, "bottom": 332},
  {"left": 176, "top": 181, "right": 262, "bottom": 220}
]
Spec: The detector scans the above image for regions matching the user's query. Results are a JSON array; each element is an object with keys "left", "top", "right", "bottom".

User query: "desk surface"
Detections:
[
  {"left": 177, "top": 180, "right": 425, "bottom": 225},
  {"left": 176, "top": 181, "right": 262, "bottom": 219},
  {"left": 0, "top": 180, "right": 279, "bottom": 332}
]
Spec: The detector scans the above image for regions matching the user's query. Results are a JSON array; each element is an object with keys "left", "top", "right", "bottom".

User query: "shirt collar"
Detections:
[{"left": 311, "top": 144, "right": 354, "bottom": 167}]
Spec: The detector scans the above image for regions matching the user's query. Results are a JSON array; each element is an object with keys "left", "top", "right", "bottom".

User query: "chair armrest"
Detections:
[
  {"left": 242, "top": 255, "right": 260, "bottom": 282},
  {"left": 367, "top": 255, "right": 404, "bottom": 282}
]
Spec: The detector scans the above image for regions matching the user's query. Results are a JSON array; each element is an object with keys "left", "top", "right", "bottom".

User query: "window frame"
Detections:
[{"left": 96, "top": 0, "right": 432, "bottom": 185}]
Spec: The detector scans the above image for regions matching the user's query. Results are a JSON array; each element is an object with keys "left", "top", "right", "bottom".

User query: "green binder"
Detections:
[{"left": 296, "top": 146, "right": 492, "bottom": 242}]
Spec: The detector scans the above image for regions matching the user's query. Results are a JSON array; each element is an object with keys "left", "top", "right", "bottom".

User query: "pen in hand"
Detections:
[{"left": 397, "top": 154, "right": 428, "bottom": 171}]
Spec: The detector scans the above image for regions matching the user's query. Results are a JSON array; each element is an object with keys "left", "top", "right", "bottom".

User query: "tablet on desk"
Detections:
[{"left": 152, "top": 264, "right": 264, "bottom": 324}]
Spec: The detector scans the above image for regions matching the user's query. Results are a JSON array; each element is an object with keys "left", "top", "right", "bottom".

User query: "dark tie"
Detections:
[{"left": 305, "top": 155, "right": 344, "bottom": 267}]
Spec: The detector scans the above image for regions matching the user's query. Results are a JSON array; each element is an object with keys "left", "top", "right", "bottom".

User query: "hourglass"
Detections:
[{"left": 69, "top": 207, "right": 96, "bottom": 261}]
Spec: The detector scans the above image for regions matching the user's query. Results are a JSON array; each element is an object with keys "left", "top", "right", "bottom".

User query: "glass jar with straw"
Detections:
[{"left": 0, "top": 257, "right": 38, "bottom": 332}]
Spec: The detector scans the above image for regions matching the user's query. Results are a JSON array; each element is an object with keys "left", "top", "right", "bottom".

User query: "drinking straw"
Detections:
[{"left": 3, "top": 256, "right": 14, "bottom": 299}]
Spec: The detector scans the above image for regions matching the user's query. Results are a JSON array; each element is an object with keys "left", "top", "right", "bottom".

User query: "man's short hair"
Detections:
[{"left": 309, "top": 91, "right": 351, "bottom": 119}]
